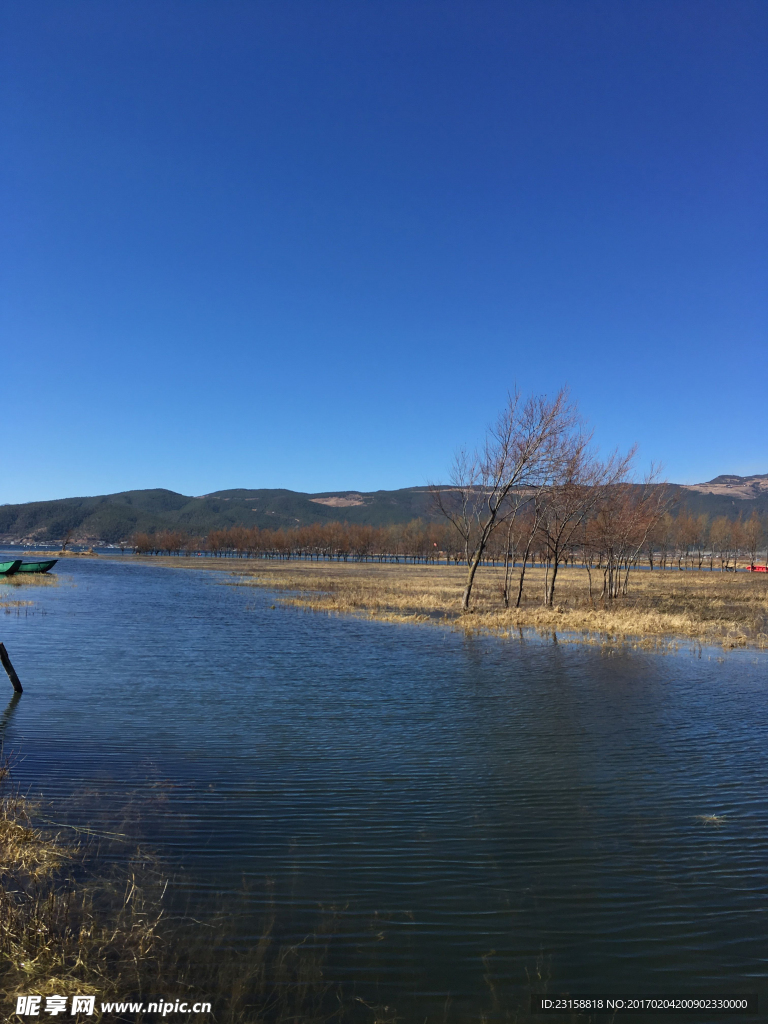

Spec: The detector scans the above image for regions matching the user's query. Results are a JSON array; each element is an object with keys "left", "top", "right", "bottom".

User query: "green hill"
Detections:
[
  {"left": 0, "top": 487, "right": 439, "bottom": 545},
  {"left": 0, "top": 475, "right": 765, "bottom": 546}
]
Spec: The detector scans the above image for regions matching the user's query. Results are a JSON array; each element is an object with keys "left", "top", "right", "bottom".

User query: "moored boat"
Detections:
[
  {"left": 16, "top": 559, "right": 58, "bottom": 574},
  {"left": 747, "top": 564, "right": 768, "bottom": 573},
  {"left": 0, "top": 560, "right": 22, "bottom": 576}
]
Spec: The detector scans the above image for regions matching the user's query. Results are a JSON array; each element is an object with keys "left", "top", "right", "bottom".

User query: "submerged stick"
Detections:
[{"left": 0, "top": 643, "right": 23, "bottom": 693}]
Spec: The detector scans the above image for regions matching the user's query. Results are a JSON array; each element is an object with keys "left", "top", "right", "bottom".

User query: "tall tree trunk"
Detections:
[
  {"left": 502, "top": 525, "right": 516, "bottom": 608},
  {"left": 462, "top": 553, "right": 483, "bottom": 611},
  {"left": 621, "top": 561, "right": 632, "bottom": 596},
  {"left": 514, "top": 540, "right": 534, "bottom": 608},
  {"left": 545, "top": 557, "right": 560, "bottom": 606},
  {"left": 515, "top": 558, "right": 527, "bottom": 608}
]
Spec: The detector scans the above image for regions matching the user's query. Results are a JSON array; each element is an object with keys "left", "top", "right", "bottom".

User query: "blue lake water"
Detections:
[{"left": 1, "top": 557, "right": 766, "bottom": 1020}]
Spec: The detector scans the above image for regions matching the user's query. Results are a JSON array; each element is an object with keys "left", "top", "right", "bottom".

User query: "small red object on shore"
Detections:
[{"left": 747, "top": 565, "right": 768, "bottom": 572}]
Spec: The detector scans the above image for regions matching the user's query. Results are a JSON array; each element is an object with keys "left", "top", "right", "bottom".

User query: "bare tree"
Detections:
[
  {"left": 709, "top": 516, "right": 739, "bottom": 571},
  {"left": 432, "top": 388, "right": 575, "bottom": 611},
  {"left": 590, "top": 468, "right": 670, "bottom": 600},
  {"left": 731, "top": 517, "right": 746, "bottom": 570},
  {"left": 539, "top": 441, "right": 635, "bottom": 607},
  {"left": 744, "top": 509, "right": 763, "bottom": 568},
  {"left": 691, "top": 514, "right": 708, "bottom": 570},
  {"left": 511, "top": 499, "right": 547, "bottom": 607},
  {"left": 655, "top": 512, "right": 675, "bottom": 570},
  {"left": 674, "top": 512, "right": 696, "bottom": 570}
]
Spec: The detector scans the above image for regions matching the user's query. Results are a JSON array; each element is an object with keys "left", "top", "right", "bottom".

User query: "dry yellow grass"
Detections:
[
  {"left": 1, "top": 573, "right": 58, "bottom": 590},
  {"left": 0, "top": 762, "right": 152, "bottom": 1007},
  {"left": 0, "top": 758, "right": 398, "bottom": 1022},
  {"left": 0, "top": 571, "right": 57, "bottom": 620},
  {"left": 0, "top": 814, "right": 70, "bottom": 879},
  {"left": 196, "top": 558, "right": 768, "bottom": 650}
]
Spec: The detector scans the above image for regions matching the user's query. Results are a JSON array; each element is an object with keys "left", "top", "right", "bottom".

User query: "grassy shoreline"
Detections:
[
  {"left": 127, "top": 556, "right": 768, "bottom": 650},
  {"left": 0, "top": 768, "right": 398, "bottom": 1023},
  {"left": 0, "top": 765, "right": 164, "bottom": 1017}
]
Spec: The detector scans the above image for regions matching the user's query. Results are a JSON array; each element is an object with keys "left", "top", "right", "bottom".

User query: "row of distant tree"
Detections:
[
  {"left": 649, "top": 509, "right": 765, "bottom": 570},
  {"left": 131, "top": 387, "right": 767, "bottom": 611},
  {"left": 130, "top": 506, "right": 765, "bottom": 589},
  {"left": 132, "top": 510, "right": 765, "bottom": 566}
]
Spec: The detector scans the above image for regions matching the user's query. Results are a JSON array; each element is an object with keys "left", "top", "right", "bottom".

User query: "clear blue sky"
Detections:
[{"left": 2, "top": 1, "right": 766, "bottom": 503}]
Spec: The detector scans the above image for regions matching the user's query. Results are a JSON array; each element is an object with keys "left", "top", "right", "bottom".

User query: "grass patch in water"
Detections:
[{"left": 210, "top": 560, "right": 768, "bottom": 651}]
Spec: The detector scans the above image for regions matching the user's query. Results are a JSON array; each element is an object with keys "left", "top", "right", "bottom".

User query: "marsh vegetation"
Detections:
[
  {"left": 0, "top": 760, "right": 399, "bottom": 1023},
  {"left": 228, "top": 559, "right": 768, "bottom": 649}
]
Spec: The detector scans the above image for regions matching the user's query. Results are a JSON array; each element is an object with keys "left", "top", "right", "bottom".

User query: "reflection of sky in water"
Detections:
[{"left": 1, "top": 558, "right": 767, "bottom": 1018}]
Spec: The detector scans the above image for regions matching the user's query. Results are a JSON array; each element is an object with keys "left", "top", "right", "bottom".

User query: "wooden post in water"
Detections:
[{"left": 0, "top": 644, "right": 23, "bottom": 694}]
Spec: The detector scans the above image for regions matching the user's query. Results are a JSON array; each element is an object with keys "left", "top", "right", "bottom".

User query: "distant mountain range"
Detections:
[
  {"left": 0, "top": 475, "right": 766, "bottom": 546},
  {"left": 682, "top": 473, "right": 768, "bottom": 501}
]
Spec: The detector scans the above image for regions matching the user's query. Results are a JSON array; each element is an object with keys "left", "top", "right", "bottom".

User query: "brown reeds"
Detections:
[
  {"left": 0, "top": 758, "right": 398, "bottom": 1022},
  {"left": 219, "top": 560, "right": 768, "bottom": 650},
  {"left": 1, "top": 574, "right": 59, "bottom": 590},
  {"left": 0, "top": 757, "right": 160, "bottom": 1009}
]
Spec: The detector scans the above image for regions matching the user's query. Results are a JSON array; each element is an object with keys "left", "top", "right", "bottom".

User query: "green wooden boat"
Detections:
[
  {"left": 0, "top": 560, "right": 22, "bottom": 576},
  {"left": 16, "top": 559, "right": 57, "bottom": 574}
]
